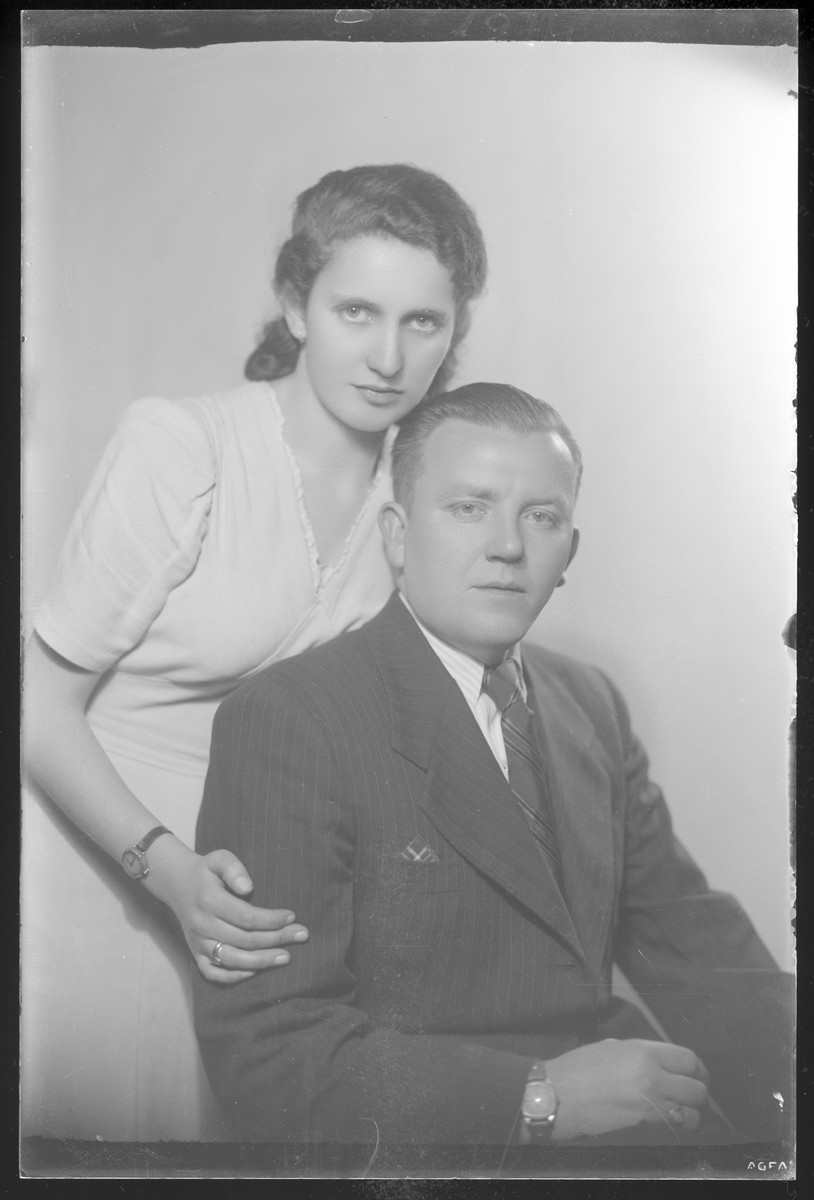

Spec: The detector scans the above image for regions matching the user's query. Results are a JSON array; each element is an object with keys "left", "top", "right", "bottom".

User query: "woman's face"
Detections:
[{"left": 288, "top": 235, "right": 457, "bottom": 434}]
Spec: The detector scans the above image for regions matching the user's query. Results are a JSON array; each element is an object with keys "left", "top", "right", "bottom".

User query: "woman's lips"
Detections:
[{"left": 355, "top": 385, "right": 404, "bottom": 405}]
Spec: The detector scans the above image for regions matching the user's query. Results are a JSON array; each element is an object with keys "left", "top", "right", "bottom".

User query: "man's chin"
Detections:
[{"left": 451, "top": 619, "right": 538, "bottom": 663}]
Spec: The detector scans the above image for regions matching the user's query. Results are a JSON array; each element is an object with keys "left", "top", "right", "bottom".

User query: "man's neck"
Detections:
[{"left": 397, "top": 591, "right": 516, "bottom": 671}]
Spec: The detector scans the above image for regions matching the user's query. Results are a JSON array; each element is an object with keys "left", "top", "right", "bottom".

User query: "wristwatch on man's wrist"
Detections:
[
  {"left": 521, "top": 1061, "right": 558, "bottom": 1142},
  {"left": 121, "top": 825, "right": 172, "bottom": 880}
]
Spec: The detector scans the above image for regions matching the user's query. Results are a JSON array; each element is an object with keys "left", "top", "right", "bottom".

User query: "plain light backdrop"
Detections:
[{"left": 23, "top": 40, "right": 796, "bottom": 967}]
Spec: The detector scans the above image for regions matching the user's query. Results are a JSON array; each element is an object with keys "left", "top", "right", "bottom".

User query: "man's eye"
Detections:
[
  {"left": 527, "top": 510, "right": 557, "bottom": 526},
  {"left": 451, "top": 503, "right": 483, "bottom": 519}
]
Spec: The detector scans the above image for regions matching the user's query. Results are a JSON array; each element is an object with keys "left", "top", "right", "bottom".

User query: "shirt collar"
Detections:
[{"left": 397, "top": 591, "right": 526, "bottom": 708}]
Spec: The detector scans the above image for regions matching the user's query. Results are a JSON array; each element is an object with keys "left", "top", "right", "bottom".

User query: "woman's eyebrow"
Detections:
[{"left": 329, "top": 292, "right": 379, "bottom": 308}]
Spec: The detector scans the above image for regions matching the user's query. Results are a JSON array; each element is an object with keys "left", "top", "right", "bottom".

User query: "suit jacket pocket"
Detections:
[
  {"left": 357, "top": 857, "right": 468, "bottom": 965},
  {"left": 378, "top": 857, "right": 466, "bottom": 894}
]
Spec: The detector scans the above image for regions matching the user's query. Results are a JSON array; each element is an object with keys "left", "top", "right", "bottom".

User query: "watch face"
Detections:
[
  {"left": 122, "top": 848, "right": 144, "bottom": 878},
  {"left": 521, "top": 1080, "right": 557, "bottom": 1122}
]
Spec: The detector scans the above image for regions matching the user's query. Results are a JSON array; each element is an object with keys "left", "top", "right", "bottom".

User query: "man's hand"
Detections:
[{"left": 545, "top": 1039, "right": 709, "bottom": 1140}]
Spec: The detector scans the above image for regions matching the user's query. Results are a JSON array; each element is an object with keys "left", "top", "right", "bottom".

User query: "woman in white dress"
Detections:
[{"left": 23, "top": 163, "right": 487, "bottom": 1141}]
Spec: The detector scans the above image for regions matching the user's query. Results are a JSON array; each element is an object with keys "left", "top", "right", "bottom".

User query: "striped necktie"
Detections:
[{"left": 483, "top": 659, "right": 562, "bottom": 884}]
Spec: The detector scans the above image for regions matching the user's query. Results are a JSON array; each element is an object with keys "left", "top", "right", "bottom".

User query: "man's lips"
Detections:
[{"left": 474, "top": 582, "right": 525, "bottom": 592}]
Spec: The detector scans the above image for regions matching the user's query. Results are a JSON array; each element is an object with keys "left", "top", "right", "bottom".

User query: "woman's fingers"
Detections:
[
  {"left": 193, "top": 952, "right": 255, "bottom": 985},
  {"left": 192, "top": 937, "right": 305, "bottom": 980},
  {"left": 192, "top": 897, "right": 310, "bottom": 948},
  {"left": 186, "top": 850, "right": 310, "bottom": 972},
  {"left": 201, "top": 940, "right": 301, "bottom": 973},
  {"left": 199, "top": 880, "right": 301, "bottom": 933},
  {"left": 189, "top": 913, "right": 309, "bottom": 956},
  {"left": 204, "top": 848, "right": 254, "bottom": 896}
]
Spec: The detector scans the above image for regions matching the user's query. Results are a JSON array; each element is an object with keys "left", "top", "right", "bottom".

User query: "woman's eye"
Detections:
[
  {"left": 340, "top": 305, "right": 370, "bottom": 322},
  {"left": 408, "top": 313, "right": 439, "bottom": 332}
]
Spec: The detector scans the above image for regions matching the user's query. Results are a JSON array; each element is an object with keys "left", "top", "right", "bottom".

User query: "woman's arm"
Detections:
[{"left": 23, "top": 632, "right": 309, "bottom": 983}]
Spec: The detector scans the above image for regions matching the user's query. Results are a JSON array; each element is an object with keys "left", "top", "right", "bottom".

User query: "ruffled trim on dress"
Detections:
[{"left": 267, "top": 386, "right": 397, "bottom": 597}]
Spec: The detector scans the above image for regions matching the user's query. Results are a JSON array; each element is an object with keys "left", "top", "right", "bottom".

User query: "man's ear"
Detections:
[
  {"left": 567, "top": 527, "right": 580, "bottom": 569},
  {"left": 379, "top": 501, "right": 408, "bottom": 575},
  {"left": 556, "top": 528, "right": 580, "bottom": 588},
  {"left": 280, "top": 287, "right": 307, "bottom": 344}
]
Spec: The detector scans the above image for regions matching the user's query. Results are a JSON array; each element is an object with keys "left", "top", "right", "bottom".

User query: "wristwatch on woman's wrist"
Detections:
[
  {"left": 121, "top": 825, "right": 172, "bottom": 880},
  {"left": 521, "top": 1061, "right": 558, "bottom": 1142}
]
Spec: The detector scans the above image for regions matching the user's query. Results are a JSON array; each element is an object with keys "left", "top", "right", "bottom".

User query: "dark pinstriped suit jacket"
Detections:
[{"left": 194, "top": 592, "right": 791, "bottom": 1146}]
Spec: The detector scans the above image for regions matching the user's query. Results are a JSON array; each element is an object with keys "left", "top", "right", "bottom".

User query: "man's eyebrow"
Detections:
[
  {"left": 528, "top": 496, "right": 570, "bottom": 513},
  {"left": 439, "top": 485, "right": 499, "bottom": 501}
]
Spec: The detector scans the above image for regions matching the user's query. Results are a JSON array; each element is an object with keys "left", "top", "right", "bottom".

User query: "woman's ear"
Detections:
[
  {"left": 378, "top": 502, "right": 408, "bottom": 575},
  {"left": 280, "top": 287, "right": 307, "bottom": 344}
]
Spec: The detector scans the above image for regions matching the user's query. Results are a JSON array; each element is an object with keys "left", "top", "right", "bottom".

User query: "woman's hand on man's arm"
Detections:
[
  {"left": 143, "top": 838, "right": 309, "bottom": 983},
  {"left": 24, "top": 632, "right": 309, "bottom": 985}
]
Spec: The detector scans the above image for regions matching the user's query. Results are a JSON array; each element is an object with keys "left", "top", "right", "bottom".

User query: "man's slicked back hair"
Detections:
[{"left": 392, "top": 382, "right": 583, "bottom": 509}]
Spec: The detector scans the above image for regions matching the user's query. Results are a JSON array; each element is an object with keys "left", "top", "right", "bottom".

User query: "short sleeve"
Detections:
[{"left": 35, "top": 396, "right": 216, "bottom": 672}]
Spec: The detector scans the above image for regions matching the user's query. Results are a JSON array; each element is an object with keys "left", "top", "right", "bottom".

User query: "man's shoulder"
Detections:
[
  {"left": 521, "top": 640, "right": 608, "bottom": 691},
  {"left": 521, "top": 642, "right": 628, "bottom": 734},
  {"left": 218, "top": 627, "right": 376, "bottom": 721}
]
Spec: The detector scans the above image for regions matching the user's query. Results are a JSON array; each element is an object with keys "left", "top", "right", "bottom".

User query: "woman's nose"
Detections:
[{"left": 366, "top": 325, "right": 404, "bottom": 378}]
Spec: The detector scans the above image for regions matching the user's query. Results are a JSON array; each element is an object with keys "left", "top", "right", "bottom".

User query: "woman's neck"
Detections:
[{"left": 273, "top": 368, "right": 385, "bottom": 479}]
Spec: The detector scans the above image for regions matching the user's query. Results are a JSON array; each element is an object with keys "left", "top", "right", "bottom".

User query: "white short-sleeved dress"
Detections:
[{"left": 22, "top": 381, "right": 397, "bottom": 1142}]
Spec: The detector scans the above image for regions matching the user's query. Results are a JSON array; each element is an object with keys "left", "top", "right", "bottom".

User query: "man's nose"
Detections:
[
  {"left": 366, "top": 324, "right": 404, "bottom": 378},
  {"left": 485, "top": 515, "right": 524, "bottom": 562}
]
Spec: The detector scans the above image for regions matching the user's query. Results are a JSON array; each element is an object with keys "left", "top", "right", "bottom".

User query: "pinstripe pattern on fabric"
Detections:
[
  {"left": 193, "top": 592, "right": 791, "bottom": 1145},
  {"left": 483, "top": 659, "right": 563, "bottom": 883},
  {"left": 194, "top": 596, "right": 614, "bottom": 1142}
]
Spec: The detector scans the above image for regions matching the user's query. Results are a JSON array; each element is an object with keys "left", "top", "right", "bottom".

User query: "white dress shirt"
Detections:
[{"left": 398, "top": 592, "right": 527, "bottom": 782}]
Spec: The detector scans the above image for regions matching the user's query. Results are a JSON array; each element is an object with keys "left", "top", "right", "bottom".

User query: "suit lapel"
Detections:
[
  {"left": 361, "top": 595, "right": 586, "bottom": 961},
  {"left": 524, "top": 657, "right": 617, "bottom": 980},
  {"left": 424, "top": 696, "right": 586, "bottom": 959}
]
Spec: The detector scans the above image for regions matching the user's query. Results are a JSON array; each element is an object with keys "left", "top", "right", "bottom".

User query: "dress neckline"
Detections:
[{"left": 267, "top": 386, "right": 395, "bottom": 596}]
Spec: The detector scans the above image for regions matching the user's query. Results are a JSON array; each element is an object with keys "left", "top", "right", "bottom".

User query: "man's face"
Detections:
[{"left": 381, "top": 419, "right": 580, "bottom": 665}]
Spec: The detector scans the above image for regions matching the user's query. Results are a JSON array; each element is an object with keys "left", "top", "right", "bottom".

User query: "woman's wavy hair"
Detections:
[{"left": 244, "top": 164, "right": 487, "bottom": 396}]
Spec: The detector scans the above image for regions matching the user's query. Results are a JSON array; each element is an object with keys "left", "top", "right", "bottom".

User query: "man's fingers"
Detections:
[
  {"left": 658, "top": 1043, "right": 709, "bottom": 1085},
  {"left": 662, "top": 1103, "right": 701, "bottom": 1132},
  {"left": 667, "top": 1075, "right": 708, "bottom": 1113}
]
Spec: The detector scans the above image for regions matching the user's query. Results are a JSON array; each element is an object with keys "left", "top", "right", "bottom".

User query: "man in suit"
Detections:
[{"left": 193, "top": 383, "right": 791, "bottom": 1152}]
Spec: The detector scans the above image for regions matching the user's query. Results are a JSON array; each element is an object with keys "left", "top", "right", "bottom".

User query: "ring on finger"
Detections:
[
  {"left": 210, "top": 940, "right": 225, "bottom": 968},
  {"left": 668, "top": 1106, "right": 685, "bottom": 1126}
]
